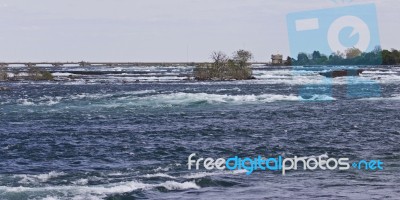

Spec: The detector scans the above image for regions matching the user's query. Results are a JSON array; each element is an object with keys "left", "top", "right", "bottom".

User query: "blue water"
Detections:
[{"left": 0, "top": 66, "right": 399, "bottom": 199}]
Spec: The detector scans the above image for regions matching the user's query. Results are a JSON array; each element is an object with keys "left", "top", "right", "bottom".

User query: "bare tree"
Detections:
[
  {"left": 209, "top": 51, "right": 228, "bottom": 79},
  {"left": 210, "top": 51, "right": 229, "bottom": 64}
]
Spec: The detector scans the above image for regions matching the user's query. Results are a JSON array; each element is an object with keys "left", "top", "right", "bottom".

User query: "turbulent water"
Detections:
[{"left": 0, "top": 65, "right": 399, "bottom": 199}]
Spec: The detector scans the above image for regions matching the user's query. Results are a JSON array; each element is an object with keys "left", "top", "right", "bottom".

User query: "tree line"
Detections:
[{"left": 287, "top": 47, "right": 400, "bottom": 66}]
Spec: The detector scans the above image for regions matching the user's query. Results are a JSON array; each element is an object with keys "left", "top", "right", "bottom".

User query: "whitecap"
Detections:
[
  {"left": 0, "top": 180, "right": 200, "bottom": 199},
  {"left": 138, "top": 92, "right": 303, "bottom": 106},
  {"left": 359, "top": 94, "right": 400, "bottom": 101},
  {"left": 216, "top": 87, "right": 241, "bottom": 92},
  {"left": 300, "top": 94, "right": 336, "bottom": 101},
  {"left": 161, "top": 181, "right": 200, "bottom": 190},
  {"left": 153, "top": 167, "right": 170, "bottom": 172},
  {"left": 144, "top": 173, "right": 177, "bottom": 179},
  {"left": 181, "top": 170, "right": 247, "bottom": 179},
  {"left": 72, "top": 179, "right": 89, "bottom": 186},
  {"left": 13, "top": 171, "right": 66, "bottom": 183},
  {"left": 17, "top": 98, "right": 35, "bottom": 106},
  {"left": 52, "top": 72, "right": 74, "bottom": 77}
]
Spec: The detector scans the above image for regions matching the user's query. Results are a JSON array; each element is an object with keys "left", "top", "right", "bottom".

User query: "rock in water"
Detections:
[
  {"left": 319, "top": 69, "right": 363, "bottom": 78},
  {"left": 0, "top": 86, "right": 10, "bottom": 91}
]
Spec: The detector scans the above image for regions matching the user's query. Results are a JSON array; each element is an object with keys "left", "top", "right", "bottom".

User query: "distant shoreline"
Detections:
[
  {"left": 0, "top": 62, "right": 399, "bottom": 68},
  {"left": 0, "top": 62, "right": 270, "bottom": 68}
]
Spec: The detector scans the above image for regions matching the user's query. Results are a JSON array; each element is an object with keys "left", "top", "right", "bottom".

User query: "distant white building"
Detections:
[{"left": 271, "top": 54, "right": 283, "bottom": 65}]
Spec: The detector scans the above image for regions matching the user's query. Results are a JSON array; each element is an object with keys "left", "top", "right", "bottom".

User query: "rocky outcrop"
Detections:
[{"left": 319, "top": 69, "right": 363, "bottom": 78}]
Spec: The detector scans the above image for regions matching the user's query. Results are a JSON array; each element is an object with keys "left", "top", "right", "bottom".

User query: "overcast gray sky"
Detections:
[{"left": 0, "top": 0, "right": 399, "bottom": 62}]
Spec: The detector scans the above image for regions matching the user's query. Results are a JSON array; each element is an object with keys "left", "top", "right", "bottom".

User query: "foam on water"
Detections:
[
  {"left": 300, "top": 94, "right": 336, "bottom": 101},
  {"left": 360, "top": 94, "right": 400, "bottom": 101},
  {"left": 181, "top": 170, "right": 247, "bottom": 179},
  {"left": 143, "top": 169, "right": 248, "bottom": 180},
  {"left": 140, "top": 92, "right": 301, "bottom": 105},
  {"left": 144, "top": 173, "right": 177, "bottom": 179},
  {"left": 13, "top": 90, "right": 157, "bottom": 106},
  {"left": 13, "top": 171, "right": 66, "bottom": 184},
  {"left": 216, "top": 87, "right": 241, "bottom": 92},
  {"left": 17, "top": 98, "right": 35, "bottom": 106},
  {"left": 12, "top": 91, "right": 336, "bottom": 108},
  {"left": 153, "top": 167, "right": 170, "bottom": 172},
  {"left": 71, "top": 179, "right": 89, "bottom": 186},
  {"left": 0, "top": 180, "right": 200, "bottom": 199},
  {"left": 362, "top": 70, "right": 397, "bottom": 74},
  {"left": 52, "top": 72, "right": 74, "bottom": 77}
]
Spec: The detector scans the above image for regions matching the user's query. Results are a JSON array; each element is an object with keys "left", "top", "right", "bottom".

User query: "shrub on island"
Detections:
[
  {"left": 27, "top": 66, "right": 54, "bottom": 81},
  {"left": 0, "top": 68, "right": 8, "bottom": 81},
  {"left": 0, "top": 66, "right": 54, "bottom": 81}
]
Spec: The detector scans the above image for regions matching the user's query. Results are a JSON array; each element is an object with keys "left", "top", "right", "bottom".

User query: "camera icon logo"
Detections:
[
  {"left": 328, "top": 15, "right": 370, "bottom": 53},
  {"left": 287, "top": 3, "right": 380, "bottom": 61},
  {"left": 286, "top": 3, "right": 381, "bottom": 100}
]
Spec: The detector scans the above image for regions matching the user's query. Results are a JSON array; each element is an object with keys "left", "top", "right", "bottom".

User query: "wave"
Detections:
[
  {"left": 13, "top": 92, "right": 336, "bottom": 108},
  {"left": 216, "top": 87, "right": 241, "bottom": 92},
  {"left": 359, "top": 94, "right": 400, "bottom": 101},
  {"left": 71, "top": 178, "right": 89, "bottom": 186},
  {"left": 16, "top": 96, "right": 64, "bottom": 106},
  {"left": 17, "top": 98, "right": 36, "bottom": 106},
  {"left": 14, "top": 90, "right": 157, "bottom": 106},
  {"left": 52, "top": 72, "right": 74, "bottom": 77},
  {"left": 68, "top": 90, "right": 156, "bottom": 100},
  {"left": 0, "top": 180, "right": 200, "bottom": 199},
  {"left": 144, "top": 173, "right": 177, "bottom": 179},
  {"left": 13, "top": 171, "right": 66, "bottom": 184},
  {"left": 153, "top": 166, "right": 171, "bottom": 172},
  {"left": 143, "top": 169, "right": 247, "bottom": 180},
  {"left": 299, "top": 94, "right": 336, "bottom": 101},
  {"left": 140, "top": 93, "right": 301, "bottom": 105},
  {"left": 181, "top": 170, "right": 247, "bottom": 179},
  {"left": 139, "top": 93, "right": 337, "bottom": 106},
  {"left": 161, "top": 181, "right": 200, "bottom": 190},
  {"left": 362, "top": 70, "right": 398, "bottom": 74}
]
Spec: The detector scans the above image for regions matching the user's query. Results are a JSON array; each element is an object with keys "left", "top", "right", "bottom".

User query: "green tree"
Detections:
[
  {"left": 318, "top": 55, "right": 328, "bottom": 64},
  {"left": 382, "top": 50, "right": 395, "bottom": 65},
  {"left": 284, "top": 56, "right": 292, "bottom": 66},
  {"left": 328, "top": 51, "right": 344, "bottom": 65},
  {"left": 312, "top": 51, "right": 322, "bottom": 60},
  {"left": 391, "top": 49, "right": 400, "bottom": 64},
  {"left": 297, "top": 53, "right": 309, "bottom": 65}
]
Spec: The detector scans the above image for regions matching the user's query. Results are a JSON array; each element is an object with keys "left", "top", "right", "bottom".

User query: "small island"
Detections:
[
  {"left": 194, "top": 50, "right": 255, "bottom": 81},
  {"left": 0, "top": 66, "right": 53, "bottom": 82}
]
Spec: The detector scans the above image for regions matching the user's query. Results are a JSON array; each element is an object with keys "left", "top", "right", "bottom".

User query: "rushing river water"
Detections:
[{"left": 0, "top": 65, "right": 399, "bottom": 199}]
